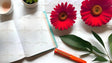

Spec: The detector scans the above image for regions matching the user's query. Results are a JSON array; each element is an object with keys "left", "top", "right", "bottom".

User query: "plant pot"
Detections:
[
  {"left": 0, "top": 0, "right": 13, "bottom": 15},
  {"left": 23, "top": 0, "right": 38, "bottom": 8}
]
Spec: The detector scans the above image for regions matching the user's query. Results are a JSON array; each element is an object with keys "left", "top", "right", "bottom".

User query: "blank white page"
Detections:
[
  {"left": 14, "top": 12, "right": 56, "bottom": 57},
  {"left": 0, "top": 20, "right": 25, "bottom": 63}
]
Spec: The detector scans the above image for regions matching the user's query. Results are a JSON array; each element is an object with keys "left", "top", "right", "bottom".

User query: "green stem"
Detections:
[
  {"left": 92, "top": 51, "right": 101, "bottom": 57},
  {"left": 98, "top": 46, "right": 112, "bottom": 63},
  {"left": 104, "top": 48, "right": 112, "bottom": 62},
  {"left": 99, "top": 44, "right": 112, "bottom": 62}
]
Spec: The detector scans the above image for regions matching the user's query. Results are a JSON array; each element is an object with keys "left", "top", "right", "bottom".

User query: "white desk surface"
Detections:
[{"left": 1, "top": 0, "right": 112, "bottom": 63}]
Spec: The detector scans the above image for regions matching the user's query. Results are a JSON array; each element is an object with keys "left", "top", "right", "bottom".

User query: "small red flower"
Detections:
[
  {"left": 81, "top": 0, "right": 112, "bottom": 27},
  {"left": 50, "top": 2, "right": 76, "bottom": 30}
]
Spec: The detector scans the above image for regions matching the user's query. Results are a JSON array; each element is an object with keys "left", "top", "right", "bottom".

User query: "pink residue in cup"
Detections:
[{"left": 2, "top": 2, "right": 11, "bottom": 12}]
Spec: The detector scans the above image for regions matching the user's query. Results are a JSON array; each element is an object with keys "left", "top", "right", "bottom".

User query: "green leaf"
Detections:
[
  {"left": 26, "top": 0, "right": 31, "bottom": 3},
  {"left": 29, "top": 0, "right": 32, "bottom": 4},
  {"left": 92, "top": 31, "right": 105, "bottom": 48},
  {"left": 93, "top": 56, "right": 107, "bottom": 62},
  {"left": 80, "top": 53, "right": 91, "bottom": 58},
  {"left": 26, "top": 0, "right": 29, "bottom": 3},
  {"left": 108, "top": 34, "right": 112, "bottom": 55},
  {"left": 34, "top": 0, "right": 38, "bottom": 2},
  {"left": 60, "top": 35, "right": 93, "bottom": 51},
  {"left": 92, "top": 46, "right": 105, "bottom": 55}
]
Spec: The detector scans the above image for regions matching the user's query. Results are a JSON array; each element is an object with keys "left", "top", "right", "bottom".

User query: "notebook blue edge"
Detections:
[{"left": 43, "top": 11, "right": 58, "bottom": 48}]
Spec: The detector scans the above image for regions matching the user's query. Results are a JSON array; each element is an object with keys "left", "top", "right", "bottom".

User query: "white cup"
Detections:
[{"left": 0, "top": 0, "right": 13, "bottom": 15}]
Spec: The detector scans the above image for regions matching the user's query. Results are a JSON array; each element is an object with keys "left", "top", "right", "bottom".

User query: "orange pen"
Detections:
[{"left": 54, "top": 48, "right": 87, "bottom": 63}]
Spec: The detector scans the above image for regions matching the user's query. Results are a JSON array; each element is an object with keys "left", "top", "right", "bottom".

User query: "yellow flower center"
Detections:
[
  {"left": 59, "top": 12, "right": 68, "bottom": 21},
  {"left": 91, "top": 5, "right": 102, "bottom": 16}
]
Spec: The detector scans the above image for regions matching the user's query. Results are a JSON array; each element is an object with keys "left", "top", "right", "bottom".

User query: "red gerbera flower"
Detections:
[
  {"left": 81, "top": 0, "right": 112, "bottom": 27},
  {"left": 50, "top": 2, "right": 76, "bottom": 30}
]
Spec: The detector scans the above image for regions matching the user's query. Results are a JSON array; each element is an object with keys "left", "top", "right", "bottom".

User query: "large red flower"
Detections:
[
  {"left": 50, "top": 2, "right": 76, "bottom": 30},
  {"left": 81, "top": 0, "right": 112, "bottom": 27}
]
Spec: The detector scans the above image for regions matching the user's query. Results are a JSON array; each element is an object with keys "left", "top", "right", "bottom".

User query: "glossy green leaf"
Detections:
[
  {"left": 109, "top": 34, "right": 112, "bottom": 55},
  {"left": 92, "top": 46, "right": 105, "bottom": 55},
  {"left": 92, "top": 31, "right": 105, "bottom": 48},
  {"left": 93, "top": 56, "right": 107, "bottom": 62},
  {"left": 80, "top": 53, "right": 91, "bottom": 58},
  {"left": 60, "top": 35, "right": 93, "bottom": 51}
]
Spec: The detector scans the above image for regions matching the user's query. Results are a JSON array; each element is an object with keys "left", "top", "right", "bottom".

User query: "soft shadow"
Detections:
[
  {"left": 52, "top": 26, "right": 74, "bottom": 36},
  {"left": 0, "top": 12, "right": 13, "bottom": 22},
  {"left": 23, "top": 5, "right": 37, "bottom": 15},
  {"left": 80, "top": 53, "right": 90, "bottom": 58},
  {"left": 25, "top": 49, "right": 54, "bottom": 61},
  {"left": 12, "top": 49, "right": 54, "bottom": 63},
  {"left": 81, "top": 20, "right": 109, "bottom": 33},
  {"left": 12, "top": 58, "right": 25, "bottom": 63},
  {"left": 54, "top": 53, "right": 76, "bottom": 63}
]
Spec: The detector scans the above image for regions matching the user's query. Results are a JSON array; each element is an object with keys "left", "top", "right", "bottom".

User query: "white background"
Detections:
[{"left": 1, "top": 0, "right": 112, "bottom": 63}]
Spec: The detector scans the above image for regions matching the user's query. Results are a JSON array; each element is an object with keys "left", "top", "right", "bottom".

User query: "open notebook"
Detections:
[{"left": 0, "top": 11, "right": 57, "bottom": 63}]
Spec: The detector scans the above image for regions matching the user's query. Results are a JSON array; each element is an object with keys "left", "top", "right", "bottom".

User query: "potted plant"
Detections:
[{"left": 23, "top": 0, "right": 38, "bottom": 8}]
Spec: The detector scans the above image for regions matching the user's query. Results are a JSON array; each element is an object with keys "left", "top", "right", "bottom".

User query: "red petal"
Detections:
[
  {"left": 81, "top": 0, "right": 112, "bottom": 27},
  {"left": 64, "top": 2, "right": 67, "bottom": 8},
  {"left": 50, "top": 2, "right": 76, "bottom": 30},
  {"left": 82, "top": 13, "right": 91, "bottom": 21},
  {"left": 66, "top": 4, "right": 74, "bottom": 12},
  {"left": 100, "top": 15, "right": 108, "bottom": 24},
  {"left": 81, "top": 11, "right": 91, "bottom": 16}
]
